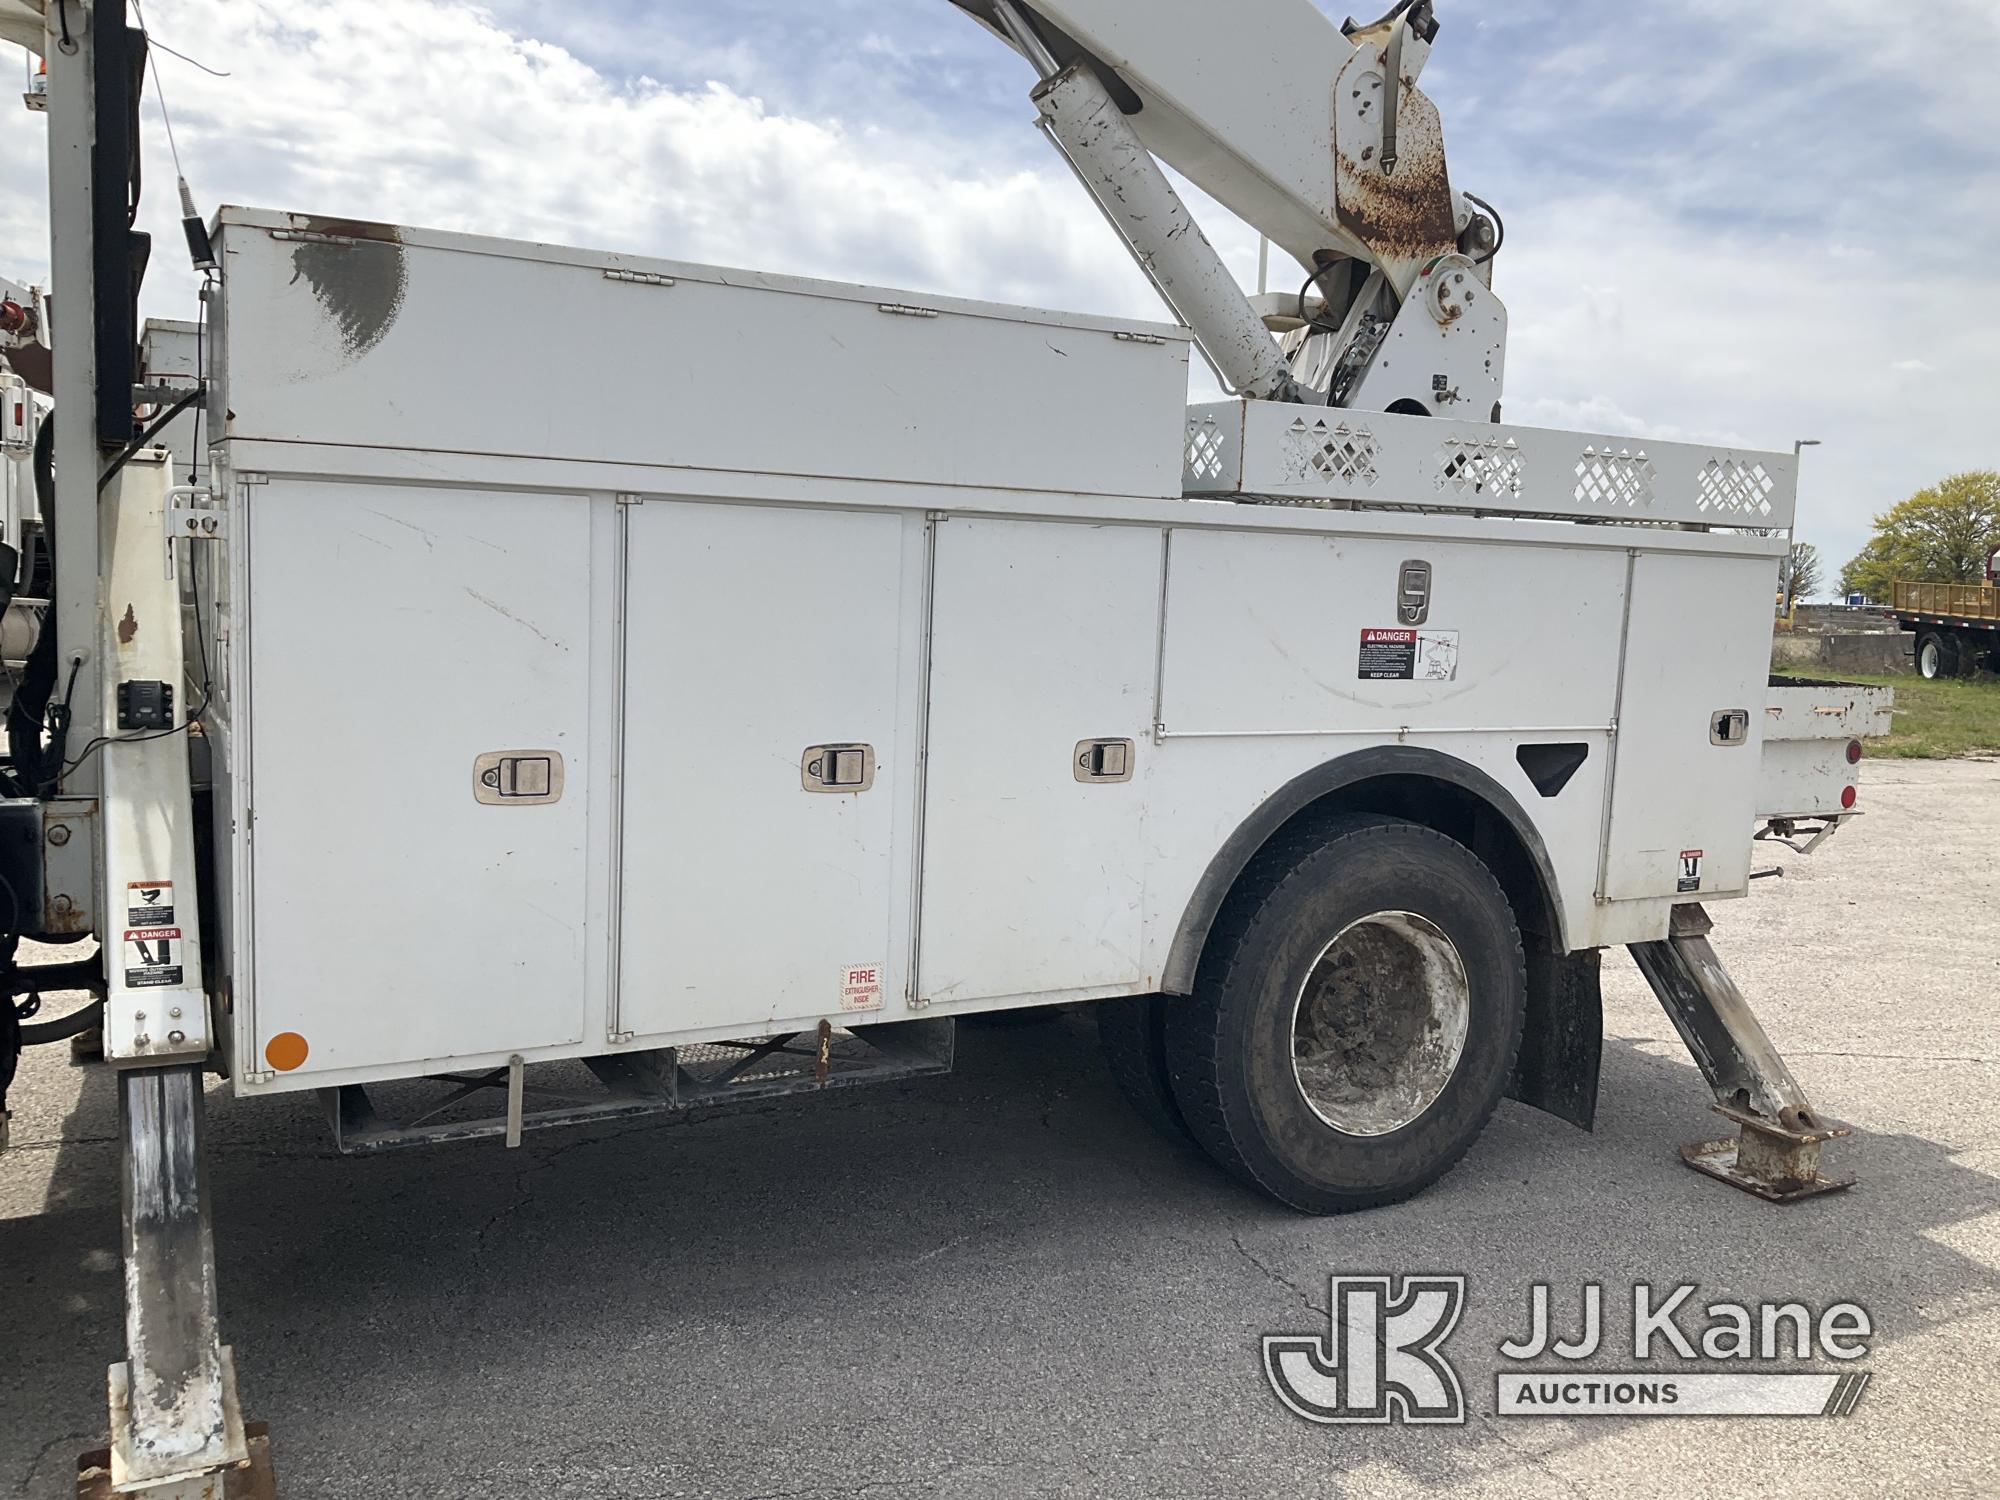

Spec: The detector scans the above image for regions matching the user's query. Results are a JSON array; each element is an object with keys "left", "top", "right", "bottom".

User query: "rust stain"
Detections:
[
  {"left": 286, "top": 212, "right": 406, "bottom": 245},
  {"left": 117, "top": 604, "right": 138, "bottom": 645}
]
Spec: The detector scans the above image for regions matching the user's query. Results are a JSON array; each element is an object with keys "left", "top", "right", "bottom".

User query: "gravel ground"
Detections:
[{"left": 4, "top": 758, "right": 1997, "bottom": 1498}]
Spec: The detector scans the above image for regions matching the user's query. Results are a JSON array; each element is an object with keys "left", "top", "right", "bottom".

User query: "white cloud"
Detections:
[{"left": 0, "top": 0, "right": 1154, "bottom": 320}]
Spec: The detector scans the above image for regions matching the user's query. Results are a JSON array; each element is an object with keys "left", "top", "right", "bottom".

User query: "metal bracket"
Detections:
[
  {"left": 604, "top": 269, "right": 675, "bottom": 288},
  {"left": 1755, "top": 815, "right": 1848, "bottom": 856},
  {"left": 163, "top": 486, "right": 225, "bottom": 581},
  {"left": 1628, "top": 904, "right": 1854, "bottom": 1202}
]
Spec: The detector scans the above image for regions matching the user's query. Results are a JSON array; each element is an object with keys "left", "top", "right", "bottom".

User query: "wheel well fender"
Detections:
[{"left": 1161, "top": 745, "right": 1570, "bottom": 996}]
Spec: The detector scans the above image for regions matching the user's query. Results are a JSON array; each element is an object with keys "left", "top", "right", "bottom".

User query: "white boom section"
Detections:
[
  {"left": 1021, "top": 28, "right": 1300, "bottom": 400},
  {"left": 963, "top": 0, "right": 1461, "bottom": 296}
]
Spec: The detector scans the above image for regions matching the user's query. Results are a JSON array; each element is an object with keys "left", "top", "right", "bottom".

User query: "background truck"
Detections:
[
  {"left": 0, "top": 0, "right": 1891, "bottom": 1494},
  {"left": 1896, "top": 576, "right": 2000, "bottom": 679}
]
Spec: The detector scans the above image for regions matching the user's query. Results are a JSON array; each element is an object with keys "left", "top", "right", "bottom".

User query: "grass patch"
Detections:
[{"left": 1773, "top": 666, "right": 2000, "bottom": 759}]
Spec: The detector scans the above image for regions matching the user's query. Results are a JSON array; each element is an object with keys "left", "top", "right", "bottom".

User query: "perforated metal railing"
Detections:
[{"left": 1180, "top": 401, "right": 1796, "bottom": 530}]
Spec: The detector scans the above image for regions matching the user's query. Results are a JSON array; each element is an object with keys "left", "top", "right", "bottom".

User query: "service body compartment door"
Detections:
[
  {"left": 919, "top": 519, "right": 1163, "bottom": 1005},
  {"left": 246, "top": 481, "right": 596, "bottom": 1076},
  {"left": 1603, "top": 551, "right": 1779, "bottom": 900},
  {"left": 617, "top": 502, "right": 922, "bottom": 1036}
]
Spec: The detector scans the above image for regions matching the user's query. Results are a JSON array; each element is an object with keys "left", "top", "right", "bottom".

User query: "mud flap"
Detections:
[{"left": 1508, "top": 941, "right": 1602, "bottom": 1131}]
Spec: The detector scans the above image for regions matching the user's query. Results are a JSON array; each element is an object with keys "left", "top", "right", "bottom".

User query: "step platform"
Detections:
[{"left": 321, "top": 1018, "right": 955, "bottom": 1153}]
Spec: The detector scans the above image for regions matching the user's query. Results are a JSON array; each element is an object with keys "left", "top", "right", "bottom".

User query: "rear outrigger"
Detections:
[{"left": 1, "top": 1, "right": 1891, "bottom": 1493}]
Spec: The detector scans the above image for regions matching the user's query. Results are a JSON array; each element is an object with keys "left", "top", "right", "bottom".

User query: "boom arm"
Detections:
[{"left": 955, "top": 0, "right": 1506, "bottom": 417}]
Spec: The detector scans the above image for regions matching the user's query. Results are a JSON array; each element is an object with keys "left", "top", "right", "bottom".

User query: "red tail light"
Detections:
[{"left": 1841, "top": 785, "right": 1858, "bottom": 810}]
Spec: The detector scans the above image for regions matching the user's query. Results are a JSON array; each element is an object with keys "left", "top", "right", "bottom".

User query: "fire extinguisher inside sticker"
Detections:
[
  {"left": 841, "top": 963, "right": 885, "bottom": 1013},
  {"left": 123, "top": 927, "right": 184, "bottom": 989},
  {"left": 127, "top": 880, "right": 175, "bottom": 928}
]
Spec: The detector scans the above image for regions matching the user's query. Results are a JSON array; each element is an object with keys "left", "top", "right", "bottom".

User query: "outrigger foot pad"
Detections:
[
  {"left": 1680, "top": 1103, "right": 1855, "bottom": 1203},
  {"left": 1630, "top": 904, "right": 1855, "bottom": 1204}
]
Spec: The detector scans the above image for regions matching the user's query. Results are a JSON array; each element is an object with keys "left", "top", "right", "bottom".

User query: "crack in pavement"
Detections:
[
  {"left": 1228, "top": 1232, "right": 1327, "bottom": 1318},
  {"left": 13, "top": 1428, "right": 96, "bottom": 1498}
]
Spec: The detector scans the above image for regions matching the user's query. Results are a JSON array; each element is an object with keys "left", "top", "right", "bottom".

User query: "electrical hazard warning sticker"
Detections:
[
  {"left": 1359, "top": 628, "right": 1460, "bottom": 681},
  {"left": 123, "top": 928, "right": 184, "bottom": 989},
  {"left": 1678, "top": 850, "right": 1704, "bottom": 893},
  {"left": 126, "top": 880, "right": 175, "bottom": 928},
  {"left": 840, "top": 963, "right": 885, "bottom": 1014}
]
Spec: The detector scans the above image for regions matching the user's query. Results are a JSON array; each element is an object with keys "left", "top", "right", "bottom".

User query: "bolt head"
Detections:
[
  {"left": 167, "top": 1030, "right": 187, "bottom": 1045},
  {"left": 51, "top": 894, "right": 73, "bottom": 915},
  {"left": 46, "top": 824, "right": 70, "bottom": 846}
]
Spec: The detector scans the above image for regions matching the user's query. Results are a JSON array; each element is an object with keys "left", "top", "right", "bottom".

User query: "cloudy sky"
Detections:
[{"left": 2, "top": 0, "right": 1995, "bottom": 589}]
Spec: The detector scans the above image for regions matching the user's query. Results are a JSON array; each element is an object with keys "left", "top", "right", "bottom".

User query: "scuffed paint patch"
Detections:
[{"left": 288, "top": 229, "right": 408, "bottom": 362}]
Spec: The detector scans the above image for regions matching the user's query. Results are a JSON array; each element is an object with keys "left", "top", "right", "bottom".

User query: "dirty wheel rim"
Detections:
[
  {"left": 1920, "top": 639, "right": 1940, "bottom": 678},
  {"left": 1289, "top": 911, "right": 1471, "bottom": 1136}
]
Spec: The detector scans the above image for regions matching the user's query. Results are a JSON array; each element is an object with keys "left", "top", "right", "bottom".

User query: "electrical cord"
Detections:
[
  {"left": 54, "top": 556, "right": 212, "bottom": 786},
  {"left": 1296, "top": 263, "right": 1348, "bottom": 334},
  {"left": 191, "top": 272, "right": 213, "bottom": 484},
  {"left": 1463, "top": 190, "right": 1505, "bottom": 265}
]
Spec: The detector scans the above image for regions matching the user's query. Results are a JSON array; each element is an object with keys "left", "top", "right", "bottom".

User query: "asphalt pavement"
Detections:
[{"left": 5, "top": 758, "right": 1998, "bottom": 1499}]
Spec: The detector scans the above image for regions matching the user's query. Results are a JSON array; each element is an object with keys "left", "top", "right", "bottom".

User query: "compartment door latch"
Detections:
[
  {"left": 802, "top": 744, "right": 876, "bottom": 793},
  {"left": 473, "top": 750, "right": 565, "bottom": 805},
  {"left": 1074, "top": 738, "right": 1135, "bottom": 784}
]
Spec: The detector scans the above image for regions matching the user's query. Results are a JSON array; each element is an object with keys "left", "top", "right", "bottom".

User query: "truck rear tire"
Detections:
[
  {"left": 1954, "top": 630, "right": 1986, "bottom": 678},
  {"left": 1917, "top": 630, "right": 1957, "bottom": 680},
  {"left": 1163, "top": 817, "right": 1526, "bottom": 1214},
  {"left": 1096, "top": 995, "right": 1190, "bottom": 1143}
]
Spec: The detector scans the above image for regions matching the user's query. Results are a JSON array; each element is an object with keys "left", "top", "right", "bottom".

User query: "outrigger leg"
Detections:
[
  {"left": 76, "top": 1066, "right": 275, "bottom": 1499},
  {"left": 1628, "top": 904, "right": 1854, "bottom": 1203}
]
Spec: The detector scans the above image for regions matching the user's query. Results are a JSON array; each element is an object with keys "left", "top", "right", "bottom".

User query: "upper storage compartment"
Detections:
[{"left": 209, "top": 208, "right": 1193, "bottom": 499}]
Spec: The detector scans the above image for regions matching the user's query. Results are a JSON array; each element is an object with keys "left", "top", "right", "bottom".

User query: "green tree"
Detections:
[
  {"left": 1786, "top": 541, "right": 1822, "bottom": 603},
  {"left": 1839, "top": 471, "right": 2000, "bottom": 601}
]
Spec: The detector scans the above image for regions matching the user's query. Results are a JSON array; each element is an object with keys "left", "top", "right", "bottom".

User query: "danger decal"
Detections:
[
  {"left": 1678, "top": 850, "right": 1704, "bottom": 893},
  {"left": 1359, "top": 627, "right": 1460, "bottom": 681},
  {"left": 123, "top": 927, "right": 184, "bottom": 989}
]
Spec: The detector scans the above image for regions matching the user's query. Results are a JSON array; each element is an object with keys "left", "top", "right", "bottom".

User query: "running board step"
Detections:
[{"left": 320, "top": 1018, "right": 955, "bottom": 1153}]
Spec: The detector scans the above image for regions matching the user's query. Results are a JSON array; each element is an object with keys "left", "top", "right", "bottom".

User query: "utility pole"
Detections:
[{"left": 1783, "top": 438, "right": 1822, "bottom": 618}]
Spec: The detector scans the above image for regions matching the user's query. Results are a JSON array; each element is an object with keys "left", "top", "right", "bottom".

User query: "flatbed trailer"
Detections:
[{"left": 1894, "top": 581, "right": 2000, "bottom": 679}]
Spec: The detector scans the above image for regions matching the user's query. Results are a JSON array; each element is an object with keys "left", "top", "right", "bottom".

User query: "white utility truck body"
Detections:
[
  {"left": 205, "top": 210, "right": 1794, "bottom": 1091},
  {"left": 0, "top": 0, "right": 1893, "bottom": 1493}
]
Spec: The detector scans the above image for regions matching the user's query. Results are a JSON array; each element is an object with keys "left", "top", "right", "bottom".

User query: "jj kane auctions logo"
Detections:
[{"left": 1265, "top": 1276, "right": 1873, "bottom": 1423}]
